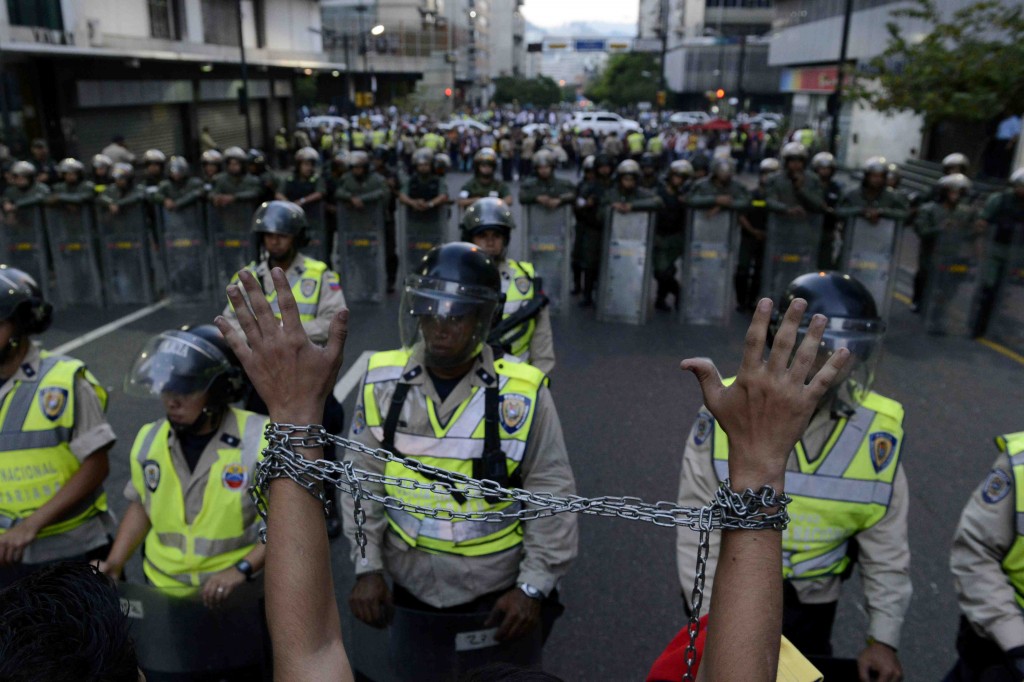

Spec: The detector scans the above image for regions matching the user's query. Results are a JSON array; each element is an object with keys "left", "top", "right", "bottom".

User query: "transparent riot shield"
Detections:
[
  {"left": 523, "top": 205, "right": 573, "bottom": 313},
  {"left": 987, "top": 232, "right": 1024, "bottom": 355},
  {"left": 839, "top": 217, "right": 902, "bottom": 320},
  {"left": 397, "top": 204, "right": 447, "bottom": 283},
  {"left": 207, "top": 199, "right": 258, "bottom": 289},
  {"left": 924, "top": 228, "right": 982, "bottom": 336},
  {"left": 596, "top": 209, "right": 655, "bottom": 325},
  {"left": 118, "top": 582, "right": 267, "bottom": 677},
  {"left": 43, "top": 204, "right": 102, "bottom": 308},
  {"left": 453, "top": 204, "right": 467, "bottom": 243},
  {"left": 352, "top": 606, "right": 543, "bottom": 682},
  {"left": 335, "top": 201, "right": 385, "bottom": 303},
  {"left": 0, "top": 206, "right": 49, "bottom": 300},
  {"left": 157, "top": 203, "right": 212, "bottom": 302},
  {"left": 95, "top": 203, "right": 153, "bottom": 304},
  {"left": 681, "top": 208, "right": 739, "bottom": 325},
  {"left": 763, "top": 213, "right": 824, "bottom": 302},
  {"left": 302, "top": 200, "right": 328, "bottom": 262}
]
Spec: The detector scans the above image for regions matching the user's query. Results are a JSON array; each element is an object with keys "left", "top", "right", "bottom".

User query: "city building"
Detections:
[{"left": 0, "top": 0, "right": 336, "bottom": 160}]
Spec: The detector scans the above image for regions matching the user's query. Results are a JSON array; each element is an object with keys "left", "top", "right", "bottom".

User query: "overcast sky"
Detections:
[{"left": 520, "top": 0, "right": 639, "bottom": 29}]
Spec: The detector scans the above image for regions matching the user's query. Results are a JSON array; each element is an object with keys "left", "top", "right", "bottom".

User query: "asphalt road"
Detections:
[{"left": 33, "top": 169, "right": 1024, "bottom": 680}]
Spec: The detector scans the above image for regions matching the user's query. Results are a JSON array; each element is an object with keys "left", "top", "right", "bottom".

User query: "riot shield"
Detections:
[
  {"left": 923, "top": 228, "right": 982, "bottom": 336},
  {"left": 763, "top": 213, "right": 824, "bottom": 302},
  {"left": 397, "top": 204, "right": 447, "bottom": 283},
  {"left": 335, "top": 201, "right": 385, "bottom": 303},
  {"left": 207, "top": 199, "right": 258, "bottom": 289},
  {"left": 0, "top": 206, "right": 49, "bottom": 300},
  {"left": 43, "top": 204, "right": 102, "bottom": 308},
  {"left": 681, "top": 208, "right": 739, "bottom": 325},
  {"left": 352, "top": 605, "right": 543, "bottom": 682},
  {"left": 95, "top": 203, "right": 153, "bottom": 305},
  {"left": 157, "top": 203, "right": 212, "bottom": 301},
  {"left": 302, "top": 200, "right": 328, "bottom": 262},
  {"left": 839, "top": 217, "right": 902, "bottom": 320},
  {"left": 524, "top": 205, "right": 573, "bottom": 313},
  {"left": 986, "top": 231, "right": 1024, "bottom": 355},
  {"left": 596, "top": 209, "right": 655, "bottom": 325},
  {"left": 118, "top": 581, "right": 267, "bottom": 677}
]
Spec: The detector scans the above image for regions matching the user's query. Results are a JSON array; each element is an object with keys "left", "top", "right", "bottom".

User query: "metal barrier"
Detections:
[
  {"left": 596, "top": 209, "right": 656, "bottom": 325},
  {"left": 158, "top": 203, "right": 213, "bottom": 302},
  {"left": 95, "top": 202, "right": 154, "bottom": 305},
  {"left": 523, "top": 205, "right": 573, "bottom": 313},
  {"left": 43, "top": 204, "right": 103, "bottom": 308},
  {"left": 681, "top": 208, "right": 739, "bottom": 325},
  {"left": 839, "top": 217, "right": 903, "bottom": 321},
  {"left": 335, "top": 202, "right": 386, "bottom": 303}
]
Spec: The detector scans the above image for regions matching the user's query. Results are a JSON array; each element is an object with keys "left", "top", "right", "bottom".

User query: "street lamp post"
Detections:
[{"left": 236, "top": 0, "right": 253, "bottom": 149}]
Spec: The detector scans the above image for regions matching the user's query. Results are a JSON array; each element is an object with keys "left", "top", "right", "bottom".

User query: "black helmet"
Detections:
[
  {"left": 400, "top": 243, "right": 503, "bottom": 369},
  {"left": 639, "top": 152, "right": 657, "bottom": 169},
  {"left": 460, "top": 197, "right": 515, "bottom": 243},
  {"left": 0, "top": 266, "right": 52, "bottom": 336},
  {"left": 125, "top": 327, "right": 243, "bottom": 405},
  {"left": 177, "top": 324, "right": 245, "bottom": 404},
  {"left": 372, "top": 146, "right": 389, "bottom": 160},
  {"left": 594, "top": 153, "right": 614, "bottom": 170},
  {"left": 251, "top": 200, "right": 308, "bottom": 238},
  {"left": 779, "top": 271, "right": 881, "bottom": 324},
  {"left": 690, "top": 154, "right": 710, "bottom": 173},
  {"left": 247, "top": 148, "right": 267, "bottom": 166}
]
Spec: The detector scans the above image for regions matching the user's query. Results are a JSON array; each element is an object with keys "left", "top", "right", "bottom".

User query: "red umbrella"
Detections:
[{"left": 699, "top": 118, "right": 734, "bottom": 132}]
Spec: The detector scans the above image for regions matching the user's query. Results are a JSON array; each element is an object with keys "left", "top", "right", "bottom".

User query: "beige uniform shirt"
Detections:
[
  {"left": 950, "top": 451, "right": 1024, "bottom": 651},
  {"left": 498, "top": 260, "right": 555, "bottom": 375},
  {"left": 343, "top": 345, "right": 578, "bottom": 608},
  {"left": 221, "top": 251, "right": 347, "bottom": 345},
  {"left": 676, "top": 407, "right": 912, "bottom": 648},
  {"left": 3, "top": 343, "right": 117, "bottom": 563}
]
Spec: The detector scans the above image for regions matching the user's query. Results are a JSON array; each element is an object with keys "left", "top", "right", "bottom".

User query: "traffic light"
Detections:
[
  {"left": 444, "top": 87, "right": 452, "bottom": 98},
  {"left": 716, "top": 88, "right": 726, "bottom": 99}
]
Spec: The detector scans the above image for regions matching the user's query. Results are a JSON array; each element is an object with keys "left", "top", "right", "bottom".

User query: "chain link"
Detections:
[{"left": 249, "top": 423, "right": 791, "bottom": 682}]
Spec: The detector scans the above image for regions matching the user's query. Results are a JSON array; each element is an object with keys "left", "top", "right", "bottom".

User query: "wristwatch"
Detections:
[
  {"left": 235, "top": 559, "right": 255, "bottom": 582},
  {"left": 518, "top": 583, "right": 543, "bottom": 600}
]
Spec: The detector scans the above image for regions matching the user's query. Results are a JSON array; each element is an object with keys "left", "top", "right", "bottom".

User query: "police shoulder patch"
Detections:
[
  {"left": 515, "top": 276, "right": 532, "bottom": 295},
  {"left": 499, "top": 393, "right": 532, "bottom": 434},
  {"left": 982, "top": 469, "right": 1013, "bottom": 504},
  {"left": 869, "top": 432, "right": 898, "bottom": 473},
  {"left": 692, "top": 413, "right": 714, "bottom": 446},
  {"left": 300, "top": 278, "right": 317, "bottom": 298},
  {"left": 351, "top": 406, "right": 367, "bottom": 435},
  {"left": 222, "top": 463, "right": 248, "bottom": 491},
  {"left": 143, "top": 459, "right": 161, "bottom": 493},
  {"left": 39, "top": 387, "right": 69, "bottom": 421}
]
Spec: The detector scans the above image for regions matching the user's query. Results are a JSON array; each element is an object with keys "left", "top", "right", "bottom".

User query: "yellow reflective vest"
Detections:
[
  {"left": 230, "top": 256, "right": 329, "bottom": 323},
  {"left": 361, "top": 348, "right": 546, "bottom": 556},
  {"left": 627, "top": 132, "right": 645, "bottom": 154},
  {"left": 999, "top": 432, "right": 1024, "bottom": 607},
  {"left": 712, "top": 382, "right": 904, "bottom": 580},
  {"left": 499, "top": 260, "right": 539, "bottom": 360},
  {"left": 0, "top": 354, "right": 108, "bottom": 538},
  {"left": 130, "top": 408, "right": 268, "bottom": 589}
]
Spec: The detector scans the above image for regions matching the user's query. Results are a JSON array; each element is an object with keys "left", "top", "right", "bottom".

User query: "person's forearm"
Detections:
[
  {"left": 244, "top": 540, "right": 267, "bottom": 572},
  {"left": 104, "top": 500, "right": 152, "bottom": 570},
  {"left": 21, "top": 449, "right": 110, "bottom": 534}
]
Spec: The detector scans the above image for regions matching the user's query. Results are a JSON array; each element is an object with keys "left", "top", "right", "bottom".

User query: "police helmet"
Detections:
[
  {"left": 811, "top": 152, "right": 836, "bottom": 170},
  {"left": 251, "top": 200, "right": 309, "bottom": 242},
  {"left": 759, "top": 157, "right": 781, "bottom": 173},
  {"left": 167, "top": 156, "right": 190, "bottom": 176},
  {"left": 142, "top": 149, "right": 167, "bottom": 165},
  {"left": 124, "top": 327, "right": 243, "bottom": 404},
  {"left": 616, "top": 159, "right": 641, "bottom": 177},
  {"left": 938, "top": 173, "right": 971, "bottom": 193},
  {"left": 349, "top": 150, "right": 370, "bottom": 168},
  {"left": 223, "top": 146, "right": 247, "bottom": 162},
  {"left": 57, "top": 158, "right": 85, "bottom": 176},
  {"left": 532, "top": 150, "right": 555, "bottom": 170},
  {"left": 412, "top": 147, "right": 434, "bottom": 168},
  {"left": 201, "top": 149, "right": 224, "bottom": 166},
  {"left": 473, "top": 147, "right": 498, "bottom": 169},
  {"left": 333, "top": 150, "right": 350, "bottom": 171},
  {"left": 1011, "top": 167, "right": 1024, "bottom": 187},
  {"left": 399, "top": 242, "right": 503, "bottom": 369},
  {"left": 862, "top": 156, "right": 888, "bottom": 176},
  {"left": 10, "top": 161, "right": 35, "bottom": 178},
  {"left": 433, "top": 153, "right": 452, "bottom": 173},
  {"left": 91, "top": 154, "right": 113, "bottom": 170},
  {"left": 247, "top": 148, "right": 267, "bottom": 166},
  {"left": 0, "top": 266, "right": 52, "bottom": 336},
  {"left": 711, "top": 157, "right": 735, "bottom": 180},
  {"left": 582, "top": 155, "right": 596, "bottom": 171},
  {"left": 460, "top": 197, "right": 515, "bottom": 243},
  {"left": 111, "top": 162, "right": 134, "bottom": 181},
  {"left": 295, "top": 147, "right": 320, "bottom": 164},
  {"left": 942, "top": 152, "right": 969, "bottom": 173},
  {"left": 669, "top": 159, "right": 694, "bottom": 178},
  {"left": 639, "top": 153, "right": 657, "bottom": 169},
  {"left": 594, "top": 153, "right": 615, "bottom": 171},
  {"left": 372, "top": 146, "right": 389, "bottom": 160},
  {"left": 781, "top": 142, "right": 809, "bottom": 161}
]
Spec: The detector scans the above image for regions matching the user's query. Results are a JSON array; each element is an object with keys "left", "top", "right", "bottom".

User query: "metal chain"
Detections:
[{"left": 249, "top": 424, "right": 791, "bottom": 682}]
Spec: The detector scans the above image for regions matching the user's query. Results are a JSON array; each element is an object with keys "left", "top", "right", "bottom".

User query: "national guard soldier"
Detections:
[
  {"left": 602, "top": 159, "right": 663, "bottom": 220},
  {"left": 199, "top": 149, "right": 223, "bottom": 193},
  {"left": 676, "top": 271, "right": 910, "bottom": 682},
  {"left": 811, "top": 151, "right": 843, "bottom": 269},
  {"left": 766, "top": 142, "right": 827, "bottom": 217},
  {"left": 690, "top": 153, "right": 710, "bottom": 182},
  {"left": 836, "top": 156, "right": 910, "bottom": 225},
  {"left": 638, "top": 152, "right": 661, "bottom": 191},
  {"left": 98, "top": 163, "right": 144, "bottom": 215},
  {"left": 90, "top": 154, "right": 113, "bottom": 197},
  {"left": 343, "top": 242, "right": 578, "bottom": 655},
  {"left": 518, "top": 149, "right": 575, "bottom": 210},
  {"left": 932, "top": 152, "right": 971, "bottom": 202},
  {"left": 371, "top": 146, "right": 401, "bottom": 292},
  {"left": 140, "top": 149, "right": 167, "bottom": 196},
  {"left": 101, "top": 324, "right": 267, "bottom": 617},
  {"left": 886, "top": 163, "right": 917, "bottom": 215},
  {"left": 458, "top": 147, "right": 512, "bottom": 209},
  {"left": 333, "top": 150, "right": 387, "bottom": 214},
  {"left": 398, "top": 148, "right": 449, "bottom": 214},
  {"left": 0, "top": 268, "right": 116, "bottom": 587},
  {"left": 248, "top": 148, "right": 277, "bottom": 204},
  {"left": 974, "top": 167, "right": 1024, "bottom": 336},
  {"left": 461, "top": 198, "right": 555, "bottom": 373},
  {"left": 946, "top": 431, "right": 1024, "bottom": 681},
  {"left": 686, "top": 157, "right": 752, "bottom": 212},
  {"left": 575, "top": 153, "right": 616, "bottom": 307},
  {"left": 2, "top": 162, "right": 49, "bottom": 215},
  {"left": 276, "top": 147, "right": 325, "bottom": 215},
  {"left": 221, "top": 201, "right": 347, "bottom": 536},
  {"left": 29, "top": 139, "right": 57, "bottom": 186},
  {"left": 911, "top": 173, "right": 980, "bottom": 313},
  {"left": 210, "top": 147, "right": 260, "bottom": 208},
  {"left": 735, "top": 157, "right": 777, "bottom": 311},
  {"left": 153, "top": 156, "right": 203, "bottom": 211},
  {"left": 324, "top": 149, "right": 349, "bottom": 227},
  {"left": 46, "top": 158, "right": 94, "bottom": 206},
  {"left": 274, "top": 127, "right": 290, "bottom": 169},
  {"left": 651, "top": 159, "right": 693, "bottom": 311},
  {"left": 433, "top": 152, "right": 452, "bottom": 179}
]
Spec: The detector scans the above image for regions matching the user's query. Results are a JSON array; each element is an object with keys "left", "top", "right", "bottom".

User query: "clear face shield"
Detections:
[
  {"left": 798, "top": 317, "right": 885, "bottom": 414},
  {"left": 399, "top": 276, "right": 502, "bottom": 369},
  {"left": 124, "top": 332, "right": 231, "bottom": 399}
]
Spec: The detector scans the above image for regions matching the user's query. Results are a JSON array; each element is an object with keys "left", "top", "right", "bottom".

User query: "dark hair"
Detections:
[
  {"left": 460, "top": 663, "right": 564, "bottom": 682},
  {"left": 0, "top": 562, "right": 139, "bottom": 682}
]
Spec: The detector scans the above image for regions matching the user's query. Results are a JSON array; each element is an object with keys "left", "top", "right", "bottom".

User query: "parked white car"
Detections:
[
  {"left": 668, "top": 111, "right": 711, "bottom": 126},
  {"left": 438, "top": 118, "right": 492, "bottom": 134},
  {"left": 569, "top": 111, "right": 641, "bottom": 137}
]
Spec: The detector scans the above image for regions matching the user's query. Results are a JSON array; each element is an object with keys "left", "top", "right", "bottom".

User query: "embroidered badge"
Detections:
[
  {"left": 515, "top": 276, "right": 531, "bottom": 295},
  {"left": 351, "top": 407, "right": 366, "bottom": 435},
  {"left": 38, "top": 387, "right": 69, "bottom": 421},
  {"left": 869, "top": 432, "right": 898, "bottom": 473},
  {"left": 499, "top": 394, "right": 531, "bottom": 434},
  {"left": 222, "top": 463, "right": 247, "bottom": 490},
  {"left": 143, "top": 460, "right": 161, "bottom": 492},
  {"left": 328, "top": 273, "right": 341, "bottom": 291},
  {"left": 693, "top": 413, "right": 714, "bottom": 446},
  {"left": 982, "top": 469, "right": 1013, "bottom": 504},
  {"left": 300, "top": 278, "right": 317, "bottom": 298}
]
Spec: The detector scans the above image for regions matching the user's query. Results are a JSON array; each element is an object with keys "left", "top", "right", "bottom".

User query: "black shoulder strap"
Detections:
[
  {"left": 477, "top": 386, "right": 507, "bottom": 484},
  {"left": 381, "top": 382, "right": 411, "bottom": 453}
]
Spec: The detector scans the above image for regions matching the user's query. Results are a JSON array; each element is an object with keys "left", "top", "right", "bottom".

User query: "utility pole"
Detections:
[
  {"left": 829, "top": 0, "right": 853, "bottom": 156},
  {"left": 236, "top": 0, "right": 253, "bottom": 149},
  {"left": 736, "top": 35, "right": 747, "bottom": 112}
]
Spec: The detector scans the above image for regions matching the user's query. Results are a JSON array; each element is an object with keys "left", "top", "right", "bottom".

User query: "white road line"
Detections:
[
  {"left": 50, "top": 299, "right": 173, "bottom": 355},
  {"left": 334, "top": 350, "right": 374, "bottom": 404}
]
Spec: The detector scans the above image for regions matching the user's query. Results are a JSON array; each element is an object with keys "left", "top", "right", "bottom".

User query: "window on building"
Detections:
[
  {"left": 149, "top": 0, "right": 182, "bottom": 40},
  {"left": 6, "top": 0, "right": 64, "bottom": 30},
  {"left": 202, "top": 0, "right": 240, "bottom": 47}
]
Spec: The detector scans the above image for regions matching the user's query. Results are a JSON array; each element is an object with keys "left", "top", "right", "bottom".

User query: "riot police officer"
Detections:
[
  {"left": 912, "top": 173, "right": 980, "bottom": 313},
  {"left": 90, "top": 154, "right": 113, "bottom": 196},
  {"left": 2, "top": 162, "right": 49, "bottom": 215},
  {"left": 461, "top": 197, "right": 555, "bottom": 373},
  {"left": 153, "top": 156, "right": 204, "bottom": 211},
  {"left": 200, "top": 149, "right": 223, "bottom": 193},
  {"left": 686, "top": 157, "right": 752, "bottom": 211},
  {"left": 98, "top": 163, "right": 144, "bottom": 215},
  {"left": 811, "top": 151, "right": 843, "bottom": 269},
  {"left": 575, "top": 153, "right": 616, "bottom": 307},
  {"left": 0, "top": 268, "right": 115, "bottom": 587},
  {"left": 371, "top": 146, "right": 401, "bottom": 292},
  {"left": 836, "top": 157, "right": 910, "bottom": 225},
  {"left": 140, "top": 149, "right": 167, "bottom": 197},
  {"left": 458, "top": 147, "right": 512, "bottom": 208},
  {"left": 248, "top": 148, "right": 277, "bottom": 204},
  {"left": 602, "top": 159, "right": 663, "bottom": 217},
  {"left": 276, "top": 147, "right": 325, "bottom": 222},
  {"left": 210, "top": 147, "right": 260, "bottom": 208},
  {"left": 399, "top": 148, "right": 449, "bottom": 213},
  {"left": 932, "top": 152, "right": 971, "bottom": 203},
  {"left": 638, "top": 152, "right": 661, "bottom": 191},
  {"left": 46, "top": 159, "right": 94, "bottom": 206},
  {"left": 974, "top": 167, "right": 1024, "bottom": 336},
  {"left": 676, "top": 271, "right": 910, "bottom": 682},
  {"left": 433, "top": 152, "right": 452, "bottom": 179},
  {"left": 651, "top": 159, "right": 693, "bottom": 311},
  {"left": 334, "top": 150, "right": 387, "bottom": 214},
  {"left": 518, "top": 149, "right": 575, "bottom": 209},
  {"left": 766, "top": 142, "right": 827, "bottom": 217},
  {"left": 735, "top": 157, "right": 778, "bottom": 311}
]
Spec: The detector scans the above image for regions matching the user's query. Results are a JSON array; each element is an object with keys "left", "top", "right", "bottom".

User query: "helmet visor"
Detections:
[
  {"left": 124, "top": 332, "right": 232, "bottom": 398},
  {"left": 797, "top": 317, "right": 885, "bottom": 409},
  {"left": 399, "top": 276, "right": 501, "bottom": 369}
]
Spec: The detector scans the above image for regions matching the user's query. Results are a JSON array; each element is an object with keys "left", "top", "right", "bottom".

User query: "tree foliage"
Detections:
[
  {"left": 852, "top": 0, "right": 1024, "bottom": 124},
  {"left": 585, "top": 53, "right": 660, "bottom": 108},
  {"left": 492, "top": 76, "right": 563, "bottom": 107}
]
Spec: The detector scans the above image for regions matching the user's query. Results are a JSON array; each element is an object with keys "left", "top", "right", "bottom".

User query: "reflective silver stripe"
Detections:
[
  {"left": 194, "top": 525, "right": 259, "bottom": 557},
  {"left": 0, "top": 514, "right": 18, "bottom": 529},
  {"left": 239, "top": 413, "right": 265, "bottom": 470},
  {"left": 157, "top": 531, "right": 187, "bottom": 552},
  {"left": 816, "top": 406, "right": 877, "bottom": 476},
  {"left": 144, "top": 557, "right": 222, "bottom": 586},
  {"left": 503, "top": 300, "right": 529, "bottom": 315},
  {"left": 387, "top": 505, "right": 521, "bottom": 544},
  {"left": 785, "top": 542, "right": 850, "bottom": 577},
  {"left": 784, "top": 472, "right": 892, "bottom": 506},
  {"left": 444, "top": 376, "right": 510, "bottom": 439},
  {"left": 365, "top": 366, "right": 405, "bottom": 384},
  {"left": 0, "top": 428, "right": 71, "bottom": 451},
  {"left": 713, "top": 459, "right": 729, "bottom": 481},
  {"left": 372, "top": 430, "right": 528, "bottom": 463},
  {"left": 4, "top": 356, "right": 66, "bottom": 434},
  {"left": 135, "top": 423, "right": 163, "bottom": 465},
  {"left": 1016, "top": 512, "right": 1024, "bottom": 538},
  {"left": 270, "top": 299, "right": 318, "bottom": 317}
]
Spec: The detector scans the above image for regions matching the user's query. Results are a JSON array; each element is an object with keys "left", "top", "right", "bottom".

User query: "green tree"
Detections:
[
  {"left": 585, "top": 53, "right": 660, "bottom": 108},
  {"left": 852, "top": 0, "right": 1024, "bottom": 124},
  {"left": 492, "top": 76, "right": 562, "bottom": 107}
]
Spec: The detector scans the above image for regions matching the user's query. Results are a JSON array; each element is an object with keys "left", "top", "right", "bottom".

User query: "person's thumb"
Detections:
[{"left": 680, "top": 358, "right": 725, "bottom": 408}]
